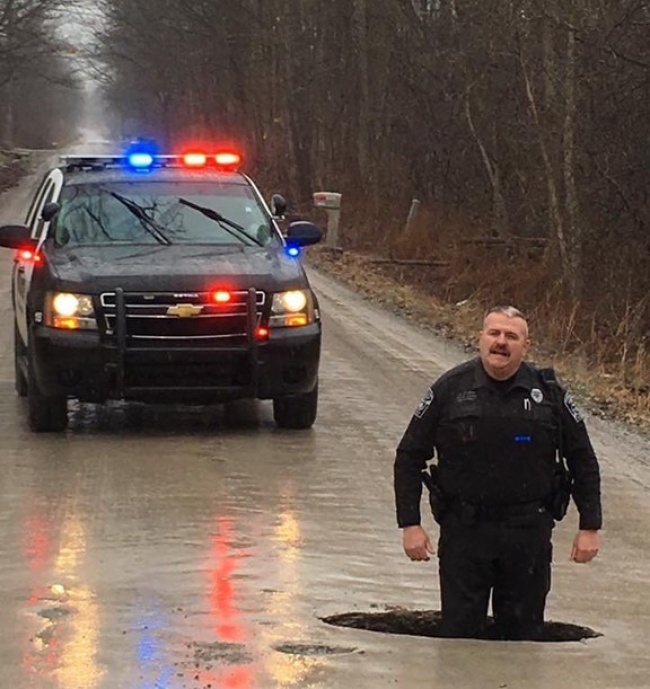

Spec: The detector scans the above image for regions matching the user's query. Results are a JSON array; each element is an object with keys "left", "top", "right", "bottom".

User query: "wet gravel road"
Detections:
[{"left": 1, "top": 164, "right": 650, "bottom": 689}]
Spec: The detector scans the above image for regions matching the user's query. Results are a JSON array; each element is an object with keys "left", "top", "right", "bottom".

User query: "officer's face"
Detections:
[{"left": 479, "top": 312, "right": 530, "bottom": 380}]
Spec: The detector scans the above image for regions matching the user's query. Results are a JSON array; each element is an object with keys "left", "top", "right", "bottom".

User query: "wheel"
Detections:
[
  {"left": 273, "top": 383, "right": 318, "bottom": 430},
  {"left": 14, "top": 321, "right": 27, "bottom": 397},
  {"left": 27, "top": 347, "right": 68, "bottom": 433}
]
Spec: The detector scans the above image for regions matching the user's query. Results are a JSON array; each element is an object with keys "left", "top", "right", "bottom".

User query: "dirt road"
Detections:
[{"left": 0, "top": 163, "right": 648, "bottom": 689}]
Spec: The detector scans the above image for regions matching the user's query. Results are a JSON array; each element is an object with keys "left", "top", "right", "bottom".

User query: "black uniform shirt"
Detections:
[{"left": 394, "top": 358, "right": 602, "bottom": 530}]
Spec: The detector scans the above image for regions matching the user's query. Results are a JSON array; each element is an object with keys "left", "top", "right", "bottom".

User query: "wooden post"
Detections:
[{"left": 404, "top": 198, "right": 421, "bottom": 235}]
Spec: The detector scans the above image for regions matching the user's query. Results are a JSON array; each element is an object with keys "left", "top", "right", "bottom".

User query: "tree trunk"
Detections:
[
  {"left": 520, "top": 47, "right": 570, "bottom": 294},
  {"left": 1, "top": 80, "right": 14, "bottom": 147},
  {"left": 465, "top": 86, "right": 508, "bottom": 237},
  {"left": 352, "top": 0, "right": 370, "bottom": 184},
  {"left": 562, "top": 16, "right": 582, "bottom": 301}
]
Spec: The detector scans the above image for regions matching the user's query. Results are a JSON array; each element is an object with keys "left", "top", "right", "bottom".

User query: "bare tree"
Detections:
[
  {"left": 0, "top": 0, "right": 83, "bottom": 147},
  {"left": 92, "top": 0, "right": 650, "bottom": 350}
]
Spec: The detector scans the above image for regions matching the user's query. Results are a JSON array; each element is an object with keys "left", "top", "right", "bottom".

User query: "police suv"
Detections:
[{"left": 0, "top": 149, "right": 323, "bottom": 432}]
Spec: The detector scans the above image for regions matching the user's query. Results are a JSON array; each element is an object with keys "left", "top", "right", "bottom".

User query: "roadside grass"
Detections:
[{"left": 306, "top": 241, "right": 650, "bottom": 434}]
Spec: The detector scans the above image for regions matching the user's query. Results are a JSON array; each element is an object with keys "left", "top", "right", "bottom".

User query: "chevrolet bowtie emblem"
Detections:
[{"left": 167, "top": 303, "right": 203, "bottom": 317}]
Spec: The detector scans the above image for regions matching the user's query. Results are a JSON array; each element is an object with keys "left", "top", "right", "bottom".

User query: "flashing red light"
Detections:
[
  {"left": 183, "top": 152, "right": 207, "bottom": 167},
  {"left": 212, "top": 290, "right": 232, "bottom": 303},
  {"left": 255, "top": 326, "right": 269, "bottom": 341},
  {"left": 215, "top": 151, "right": 241, "bottom": 168},
  {"left": 17, "top": 249, "right": 41, "bottom": 263}
]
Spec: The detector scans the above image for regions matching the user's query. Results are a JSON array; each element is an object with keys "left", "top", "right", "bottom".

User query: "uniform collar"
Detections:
[{"left": 472, "top": 358, "right": 537, "bottom": 391}]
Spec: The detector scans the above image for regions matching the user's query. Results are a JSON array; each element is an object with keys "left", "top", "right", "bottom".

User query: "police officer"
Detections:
[{"left": 394, "top": 305, "right": 601, "bottom": 640}]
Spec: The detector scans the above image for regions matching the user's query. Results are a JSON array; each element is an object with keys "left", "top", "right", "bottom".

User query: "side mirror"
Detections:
[
  {"left": 285, "top": 221, "right": 322, "bottom": 247},
  {"left": 271, "top": 194, "right": 287, "bottom": 218},
  {"left": 0, "top": 225, "right": 35, "bottom": 250},
  {"left": 41, "top": 202, "right": 60, "bottom": 222}
]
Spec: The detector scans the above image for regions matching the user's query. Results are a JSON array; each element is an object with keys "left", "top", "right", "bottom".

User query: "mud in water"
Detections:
[
  {"left": 191, "top": 641, "right": 253, "bottom": 665},
  {"left": 273, "top": 643, "right": 358, "bottom": 656}
]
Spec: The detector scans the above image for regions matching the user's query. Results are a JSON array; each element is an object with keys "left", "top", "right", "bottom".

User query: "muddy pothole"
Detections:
[
  {"left": 322, "top": 609, "right": 601, "bottom": 642},
  {"left": 274, "top": 643, "right": 358, "bottom": 656}
]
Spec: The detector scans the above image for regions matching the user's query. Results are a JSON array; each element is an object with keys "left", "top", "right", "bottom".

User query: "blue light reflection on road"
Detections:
[{"left": 136, "top": 607, "right": 175, "bottom": 689}]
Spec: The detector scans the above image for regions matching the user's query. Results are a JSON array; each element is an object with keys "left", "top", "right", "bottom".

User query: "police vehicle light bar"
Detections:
[{"left": 59, "top": 151, "right": 243, "bottom": 172}]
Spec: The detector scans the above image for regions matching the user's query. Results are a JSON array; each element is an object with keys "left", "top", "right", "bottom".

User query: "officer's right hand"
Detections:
[{"left": 402, "top": 525, "right": 434, "bottom": 561}]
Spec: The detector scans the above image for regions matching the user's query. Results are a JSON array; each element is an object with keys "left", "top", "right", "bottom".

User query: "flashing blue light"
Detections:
[
  {"left": 124, "top": 137, "right": 159, "bottom": 171},
  {"left": 286, "top": 245, "right": 301, "bottom": 258},
  {"left": 127, "top": 152, "right": 154, "bottom": 169}
]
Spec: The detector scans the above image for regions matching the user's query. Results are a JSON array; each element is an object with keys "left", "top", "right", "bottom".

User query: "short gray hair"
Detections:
[{"left": 485, "top": 305, "right": 527, "bottom": 321}]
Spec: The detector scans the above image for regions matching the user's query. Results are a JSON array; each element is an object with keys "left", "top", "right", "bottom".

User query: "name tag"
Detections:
[{"left": 514, "top": 434, "right": 532, "bottom": 443}]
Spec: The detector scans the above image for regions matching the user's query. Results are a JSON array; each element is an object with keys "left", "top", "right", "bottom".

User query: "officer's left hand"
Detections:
[{"left": 571, "top": 530, "right": 600, "bottom": 563}]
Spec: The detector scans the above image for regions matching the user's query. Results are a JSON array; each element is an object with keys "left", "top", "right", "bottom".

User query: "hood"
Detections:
[{"left": 43, "top": 243, "right": 309, "bottom": 293}]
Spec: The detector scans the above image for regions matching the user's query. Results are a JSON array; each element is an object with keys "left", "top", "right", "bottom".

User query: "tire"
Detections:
[
  {"left": 27, "top": 347, "right": 68, "bottom": 433},
  {"left": 14, "top": 321, "right": 27, "bottom": 397},
  {"left": 273, "top": 383, "right": 318, "bottom": 430}
]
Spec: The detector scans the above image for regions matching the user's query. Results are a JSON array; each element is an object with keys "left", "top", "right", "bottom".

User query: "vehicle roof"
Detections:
[{"left": 58, "top": 166, "right": 251, "bottom": 187}]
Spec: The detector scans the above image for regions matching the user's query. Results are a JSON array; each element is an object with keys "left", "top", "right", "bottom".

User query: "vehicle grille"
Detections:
[
  {"left": 99, "top": 290, "right": 265, "bottom": 346},
  {"left": 124, "top": 356, "right": 252, "bottom": 388}
]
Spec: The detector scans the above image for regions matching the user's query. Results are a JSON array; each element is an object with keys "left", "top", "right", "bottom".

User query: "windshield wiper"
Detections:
[
  {"left": 178, "top": 197, "right": 263, "bottom": 247},
  {"left": 108, "top": 191, "right": 172, "bottom": 246}
]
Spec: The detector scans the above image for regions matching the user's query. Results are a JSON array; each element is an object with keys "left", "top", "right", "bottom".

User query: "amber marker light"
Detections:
[
  {"left": 53, "top": 317, "right": 80, "bottom": 329},
  {"left": 285, "top": 314, "right": 308, "bottom": 327}
]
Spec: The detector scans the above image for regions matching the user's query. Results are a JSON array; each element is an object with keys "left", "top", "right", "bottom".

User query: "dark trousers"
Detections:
[{"left": 438, "top": 510, "right": 553, "bottom": 640}]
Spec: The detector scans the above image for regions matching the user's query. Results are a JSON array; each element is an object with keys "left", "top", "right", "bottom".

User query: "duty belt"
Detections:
[{"left": 451, "top": 500, "right": 547, "bottom": 523}]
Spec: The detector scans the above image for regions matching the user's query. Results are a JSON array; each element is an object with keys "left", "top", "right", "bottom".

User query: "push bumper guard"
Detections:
[{"left": 110, "top": 286, "right": 260, "bottom": 400}]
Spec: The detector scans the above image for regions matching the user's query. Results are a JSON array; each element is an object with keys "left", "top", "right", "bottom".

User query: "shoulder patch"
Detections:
[
  {"left": 563, "top": 390, "right": 583, "bottom": 423},
  {"left": 414, "top": 388, "right": 434, "bottom": 418}
]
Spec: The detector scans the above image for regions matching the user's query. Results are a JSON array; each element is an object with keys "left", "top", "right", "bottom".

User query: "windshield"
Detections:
[{"left": 52, "top": 181, "right": 278, "bottom": 247}]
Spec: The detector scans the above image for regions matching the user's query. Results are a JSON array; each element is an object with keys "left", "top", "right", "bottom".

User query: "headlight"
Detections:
[
  {"left": 46, "top": 292, "right": 97, "bottom": 330},
  {"left": 270, "top": 289, "right": 313, "bottom": 327}
]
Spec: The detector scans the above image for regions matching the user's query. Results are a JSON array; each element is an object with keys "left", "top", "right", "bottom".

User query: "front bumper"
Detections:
[{"left": 30, "top": 323, "right": 321, "bottom": 403}]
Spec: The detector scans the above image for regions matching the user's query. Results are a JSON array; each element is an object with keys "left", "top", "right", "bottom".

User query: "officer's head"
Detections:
[{"left": 479, "top": 305, "right": 530, "bottom": 380}]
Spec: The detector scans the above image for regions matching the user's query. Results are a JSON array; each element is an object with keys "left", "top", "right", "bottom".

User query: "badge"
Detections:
[
  {"left": 530, "top": 388, "right": 543, "bottom": 404},
  {"left": 414, "top": 388, "right": 434, "bottom": 418},
  {"left": 455, "top": 390, "right": 477, "bottom": 404},
  {"left": 564, "top": 391, "right": 583, "bottom": 423}
]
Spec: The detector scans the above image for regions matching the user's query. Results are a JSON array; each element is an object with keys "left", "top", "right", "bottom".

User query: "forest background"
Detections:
[{"left": 1, "top": 0, "right": 649, "bottom": 425}]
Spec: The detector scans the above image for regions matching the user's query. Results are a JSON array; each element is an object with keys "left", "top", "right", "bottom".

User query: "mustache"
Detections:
[{"left": 490, "top": 347, "right": 510, "bottom": 355}]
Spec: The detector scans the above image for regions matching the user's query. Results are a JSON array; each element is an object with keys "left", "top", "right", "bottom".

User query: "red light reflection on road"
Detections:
[
  {"left": 211, "top": 517, "right": 246, "bottom": 642},
  {"left": 206, "top": 516, "right": 253, "bottom": 687},
  {"left": 23, "top": 511, "right": 56, "bottom": 603},
  {"left": 219, "top": 666, "right": 252, "bottom": 688},
  {"left": 21, "top": 505, "right": 63, "bottom": 676}
]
